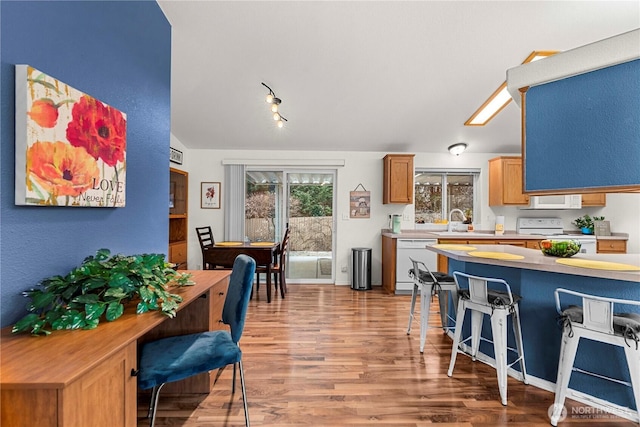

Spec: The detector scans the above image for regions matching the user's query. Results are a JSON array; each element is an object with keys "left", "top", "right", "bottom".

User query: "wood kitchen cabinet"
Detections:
[
  {"left": 597, "top": 239, "right": 627, "bottom": 254},
  {"left": 170, "top": 168, "right": 188, "bottom": 269},
  {"left": 381, "top": 235, "right": 397, "bottom": 293},
  {"left": 526, "top": 240, "right": 543, "bottom": 250},
  {"left": 497, "top": 240, "right": 526, "bottom": 247},
  {"left": 383, "top": 154, "right": 414, "bottom": 204},
  {"left": 580, "top": 192, "right": 607, "bottom": 206},
  {"left": 489, "top": 157, "right": 607, "bottom": 207},
  {"left": 489, "top": 156, "right": 530, "bottom": 206}
]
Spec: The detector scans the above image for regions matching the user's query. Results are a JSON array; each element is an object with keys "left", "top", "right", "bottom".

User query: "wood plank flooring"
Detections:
[{"left": 138, "top": 285, "right": 635, "bottom": 426}]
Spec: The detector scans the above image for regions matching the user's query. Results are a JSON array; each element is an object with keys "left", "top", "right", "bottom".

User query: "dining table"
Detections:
[{"left": 203, "top": 241, "right": 280, "bottom": 302}]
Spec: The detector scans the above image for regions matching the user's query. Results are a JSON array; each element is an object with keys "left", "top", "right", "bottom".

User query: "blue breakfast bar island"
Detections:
[{"left": 425, "top": 244, "right": 640, "bottom": 423}]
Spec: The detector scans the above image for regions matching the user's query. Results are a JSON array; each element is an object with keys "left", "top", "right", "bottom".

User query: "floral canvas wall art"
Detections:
[{"left": 15, "top": 65, "right": 127, "bottom": 207}]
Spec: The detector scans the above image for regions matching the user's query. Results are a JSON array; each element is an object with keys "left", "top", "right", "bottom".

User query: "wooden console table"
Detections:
[{"left": 0, "top": 270, "right": 231, "bottom": 427}]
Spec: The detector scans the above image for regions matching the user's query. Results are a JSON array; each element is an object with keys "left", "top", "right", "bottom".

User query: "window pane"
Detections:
[
  {"left": 414, "top": 173, "right": 443, "bottom": 223},
  {"left": 245, "top": 171, "right": 282, "bottom": 242},
  {"left": 415, "top": 171, "right": 477, "bottom": 224},
  {"left": 446, "top": 174, "right": 474, "bottom": 222}
]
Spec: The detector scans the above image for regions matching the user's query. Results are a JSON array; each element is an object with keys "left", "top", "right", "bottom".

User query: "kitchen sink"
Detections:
[{"left": 431, "top": 232, "right": 496, "bottom": 237}]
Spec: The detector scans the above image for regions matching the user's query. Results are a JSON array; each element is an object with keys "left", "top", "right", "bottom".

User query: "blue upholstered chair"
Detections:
[{"left": 138, "top": 254, "right": 256, "bottom": 427}]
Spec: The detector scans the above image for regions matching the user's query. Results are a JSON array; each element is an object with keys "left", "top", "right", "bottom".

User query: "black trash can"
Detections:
[{"left": 351, "top": 247, "right": 372, "bottom": 291}]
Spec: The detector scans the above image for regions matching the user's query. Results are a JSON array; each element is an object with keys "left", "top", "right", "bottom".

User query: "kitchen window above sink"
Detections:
[{"left": 415, "top": 169, "right": 480, "bottom": 228}]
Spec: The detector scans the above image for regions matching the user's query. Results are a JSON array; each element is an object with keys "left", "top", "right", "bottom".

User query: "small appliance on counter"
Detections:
[
  {"left": 389, "top": 214, "right": 402, "bottom": 234},
  {"left": 495, "top": 215, "right": 505, "bottom": 235},
  {"left": 516, "top": 217, "right": 596, "bottom": 254}
]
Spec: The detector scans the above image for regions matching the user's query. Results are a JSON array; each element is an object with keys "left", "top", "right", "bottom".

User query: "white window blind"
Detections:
[{"left": 224, "top": 164, "right": 246, "bottom": 241}]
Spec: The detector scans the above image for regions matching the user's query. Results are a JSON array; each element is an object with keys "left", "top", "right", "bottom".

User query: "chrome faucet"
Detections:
[{"left": 448, "top": 209, "right": 467, "bottom": 232}]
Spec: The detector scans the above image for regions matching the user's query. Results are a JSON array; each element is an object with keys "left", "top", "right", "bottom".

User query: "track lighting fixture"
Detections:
[{"left": 262, "top": 82, "right": 287, "bottom": 128}]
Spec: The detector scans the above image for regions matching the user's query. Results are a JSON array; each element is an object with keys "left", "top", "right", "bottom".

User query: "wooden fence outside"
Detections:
[{"left": 246, "top": 217, "right": 332, "bottom": 251}]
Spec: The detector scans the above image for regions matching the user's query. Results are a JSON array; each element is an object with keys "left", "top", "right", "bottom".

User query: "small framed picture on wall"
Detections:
[{"left": 201, "top": 182, "right": 221, "bottom": 209}]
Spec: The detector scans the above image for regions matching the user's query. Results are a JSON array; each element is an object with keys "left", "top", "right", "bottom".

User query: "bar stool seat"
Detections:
[
  {"left": 407, "top": 257, "right": 458, "bottom": 353},
  {"left": 550, "top": 288, "right": 640, "bottom": 426},
  {"left": 447, "top": 271, "right": 527, "bottom": 406}
]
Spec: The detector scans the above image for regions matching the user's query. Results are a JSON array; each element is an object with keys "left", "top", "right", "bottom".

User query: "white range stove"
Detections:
[{"left": 516, "top": 217, "right": 597, "bottom": 254}]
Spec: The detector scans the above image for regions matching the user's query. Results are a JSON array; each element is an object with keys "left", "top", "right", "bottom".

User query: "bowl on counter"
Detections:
[{"left": 540, "top": 239, "right": 581, "bottom": 258}]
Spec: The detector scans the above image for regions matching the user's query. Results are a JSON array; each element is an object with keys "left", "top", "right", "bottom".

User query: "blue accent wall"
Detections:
[
  {"left": 524, "top": 59, "right": 640, "bottom": 192},
  {"left": 0, "top": 1, "right": 171, "bottom": 327}
]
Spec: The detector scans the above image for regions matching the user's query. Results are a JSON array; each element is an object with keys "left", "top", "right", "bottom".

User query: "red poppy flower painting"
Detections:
[
  {"left": 15, "top": 65, "right": 127, "bottom": 207},
  {"left": 67, "top": 95, "right": 127, "bottom": 167}
]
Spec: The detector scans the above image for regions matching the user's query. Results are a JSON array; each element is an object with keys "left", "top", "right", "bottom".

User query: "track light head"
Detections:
[{"left": 262, "top": 82, "right": 287, "bottom": 128}]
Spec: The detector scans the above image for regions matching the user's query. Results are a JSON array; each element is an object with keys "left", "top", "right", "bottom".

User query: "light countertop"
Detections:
[
  {"left": 425, "top": 244, "right": 640, "bottom": 282},
  {"left": 381, "top": 230, "right": 629, "bottom": 240}
]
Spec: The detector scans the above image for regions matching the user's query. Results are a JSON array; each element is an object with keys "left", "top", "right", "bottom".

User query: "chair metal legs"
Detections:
[
  {"left": 550, "top": 328, "right": 580, "bottom": 426},
  {"left": 145, "top": 364, "right": 250, "bottom": 427},
  {"left": 419, "top": 284, "right": 432, "bottom": 353},
  {"left": 490, "top": 311, "right": 509, "bottom": 405},
  {"left": 147, "top": 383, "right": 166, "bottom": 427},
  {"left": 406, "top": 283, "right": 419, "bottom": 334},
  {"left": 448, "top": 301, "right": 527, "bottom": 406},
  {"left": 407, "top": 282, "right": 457, "bottom": 353},
  {"left": 239, "top": 360, "right": 250, "bottom": 427},
  {"left": 447, "top": 301, "right": 467, "bottom": 377}
]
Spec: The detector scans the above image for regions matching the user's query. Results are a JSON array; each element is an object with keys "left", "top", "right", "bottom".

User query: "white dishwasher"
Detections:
[{"left": 395, "top": 239, "right": 438, "bottom": 295}]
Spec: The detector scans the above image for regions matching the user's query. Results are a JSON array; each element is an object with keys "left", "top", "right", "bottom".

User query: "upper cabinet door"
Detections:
[
  {"left": 488, "top": 156, "right": 530, "bottom": 206},
  {"left": 383, "top": 154, "right": 414, "bottom": 204}
]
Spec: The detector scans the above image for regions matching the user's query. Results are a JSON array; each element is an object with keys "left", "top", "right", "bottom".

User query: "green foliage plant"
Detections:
[
  {"left": 572, "top": 214, "right": 605, "bottom": 232},
  {"left": 12, "top": 248, "right": 192, "bottom": 336}
]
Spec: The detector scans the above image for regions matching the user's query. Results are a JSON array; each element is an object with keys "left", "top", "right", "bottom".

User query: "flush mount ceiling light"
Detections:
[
  {"left": 464, "top": 51, "right": 558, "bottom": 126},
  {"left": 262, "top": 82, "right": 287, "bottom": 129},
  {"left": 448, "top": 143, "right": 468, "bottom": 156}
]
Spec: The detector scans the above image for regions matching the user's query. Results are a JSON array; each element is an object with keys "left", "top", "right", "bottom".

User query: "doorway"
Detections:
[{"left": 245, "top": 169, "right": 335, "bottom": 283}]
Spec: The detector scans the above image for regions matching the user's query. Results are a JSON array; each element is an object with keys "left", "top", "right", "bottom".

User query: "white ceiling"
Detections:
[{"left": 158, "top": 1, "right": 639, "bottom": 155}]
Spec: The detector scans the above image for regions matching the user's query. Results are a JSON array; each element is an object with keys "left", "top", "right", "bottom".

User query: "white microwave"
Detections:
[{"left": 524, "top": 194, "right": 582, "bottom": 210}]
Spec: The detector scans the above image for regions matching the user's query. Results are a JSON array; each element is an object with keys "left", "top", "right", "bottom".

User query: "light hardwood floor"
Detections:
[{"left": 138, "top": 284, "right": 635, "bottom": 426}]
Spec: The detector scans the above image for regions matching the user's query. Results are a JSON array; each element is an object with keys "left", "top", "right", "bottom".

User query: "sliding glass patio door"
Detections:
[{"left": 245, "top": 169, "right": 335, "bottom": 284}]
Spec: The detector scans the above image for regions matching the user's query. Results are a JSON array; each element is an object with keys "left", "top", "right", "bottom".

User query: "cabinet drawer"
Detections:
[
  {"left": 597, "top": 239, "right": 627, "bottom": 253},
  {"left": 526, "top": 240, "right": 542, "bottom": 250}
]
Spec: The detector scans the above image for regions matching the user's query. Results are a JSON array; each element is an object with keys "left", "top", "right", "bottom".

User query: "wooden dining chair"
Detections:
[
  {"left": 255, "top": 227, "right": 290, "bottom": 299},
  {"left": 196, "top": 226, "right": 233, "bottom": 270},
  {"left": 196, "top": 226, "right": 215, "bottom": 269}
]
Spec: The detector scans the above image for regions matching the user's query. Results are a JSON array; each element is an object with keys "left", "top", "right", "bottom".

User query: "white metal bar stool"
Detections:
[
  {"left": 407, "top": 257, "right": 458, "bottom": 353},
  {"left": 550, "top": 288, "right": 640, "bottom": 426},
  {"left": 447, "top": 271, "right": 527, "bottom": 406}
]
